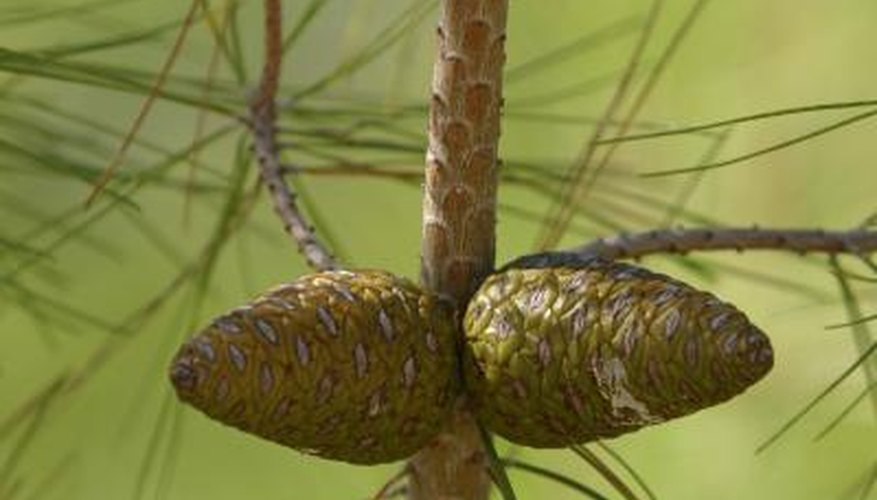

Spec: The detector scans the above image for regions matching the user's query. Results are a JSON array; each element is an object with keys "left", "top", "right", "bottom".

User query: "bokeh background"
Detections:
[{"left": 1, "top": 0, "right": 875, "bottom": 499}]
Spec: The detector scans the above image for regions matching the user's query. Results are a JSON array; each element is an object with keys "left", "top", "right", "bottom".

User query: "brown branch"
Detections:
[
  {"left": 568, "top": 227, "right": 877, "bottom": 260},
  {"left": 410, "top": 0, "right": 508, "bottom": 499},
  {"left": 250, "top": 0, "right": 336, "bottom": 271}
]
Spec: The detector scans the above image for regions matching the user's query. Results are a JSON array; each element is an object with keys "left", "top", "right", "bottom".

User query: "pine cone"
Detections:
[
  {"left": 169, "top": 270, "right": 459, "bottom": 464},
  {"left": 463, "top": 257, "right": 773, "bottom": 447}
]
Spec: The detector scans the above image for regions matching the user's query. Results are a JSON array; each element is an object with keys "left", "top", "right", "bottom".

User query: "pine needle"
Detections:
[
  {"left": 813, "top": 380, "right": 877, "bottom": 441},
  {"left": 595, "top": 442, "right": 658, "bottom": 500},
  {"left": 756, "top": 341, "right": 877, "bottom": 454},
  {"left": 84, "top": 0, "right": 201, "bottom": 207},
  {"left": 478, "top": 425, "right": 518, "bottom": 500},
  {"left": 642, "top": 108, "right": 877, "bottom": 177},
  {"left": 570, "top": 444, "right": 640, "bottom": 500},
  {"left": 505, "top": 15, "right": 641, "bottom": 84},
  {"left": 597, "top": 100, "right": 877, "bottom": 144},
  {"left": 501, "top": 457, "right": 608, "bottom": 500}
]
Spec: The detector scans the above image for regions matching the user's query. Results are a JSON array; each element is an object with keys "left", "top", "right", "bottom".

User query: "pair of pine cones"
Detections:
[{"left": 170, "top": 256, "right": 773, "bottom": 464}]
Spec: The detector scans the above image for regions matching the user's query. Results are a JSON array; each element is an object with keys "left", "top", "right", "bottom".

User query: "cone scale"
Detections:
[
  {"left": 463, "top": 257, "right": 774, "bottom": 447},
  {"left": 169, "top": 270, "right": 459, "bottom": 464},
  {"left": 170, "top": 259, "right": 774, "bottom": 461}
]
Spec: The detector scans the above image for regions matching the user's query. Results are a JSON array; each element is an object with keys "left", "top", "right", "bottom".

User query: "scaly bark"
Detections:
[{"left": 410, "top": 0, "right": 508, "bottom": 498}]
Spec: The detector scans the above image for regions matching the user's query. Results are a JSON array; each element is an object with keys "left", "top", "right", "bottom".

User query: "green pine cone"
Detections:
[
  {"left": 463, "top": 257, "right": 773, "bottom": 447},
  {"left": 169, "top": 270, "right": 459, "bottom": 464}
]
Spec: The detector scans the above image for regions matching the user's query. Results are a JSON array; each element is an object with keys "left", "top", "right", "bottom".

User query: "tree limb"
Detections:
[
  {"left": 569, "top": 227, "right": 877, "bottom": 260},
  {"left": 250, "top": 0, "right": 336, "bottom": 271}
]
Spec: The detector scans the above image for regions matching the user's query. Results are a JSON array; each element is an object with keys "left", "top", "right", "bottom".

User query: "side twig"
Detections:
[
  {"left": 568, "top": 227, "right": 877, "bottom": 260},
  {"left": 250, "top": 0, "right": 336, "bottom": 271}
]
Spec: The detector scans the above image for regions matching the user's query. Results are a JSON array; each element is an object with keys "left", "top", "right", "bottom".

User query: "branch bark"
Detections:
[
  {"left": 410, "top": 0, "right": 508, "bottom": 498},
  {"left": 568, "top": 227, "right": 877, "bottom": 260},
  {"left": 251, "top": 0, "right": 336, "bottom": 271}
]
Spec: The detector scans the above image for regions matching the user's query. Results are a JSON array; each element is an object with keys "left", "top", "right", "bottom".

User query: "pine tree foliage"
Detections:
[{"left": 0, "top": 1, "right": 875, "bottom": 499}]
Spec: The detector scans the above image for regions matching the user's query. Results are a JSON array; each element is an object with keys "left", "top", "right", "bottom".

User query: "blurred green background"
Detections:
[{"left": 0, "top": 0, "right": 875, "bottom": 499}]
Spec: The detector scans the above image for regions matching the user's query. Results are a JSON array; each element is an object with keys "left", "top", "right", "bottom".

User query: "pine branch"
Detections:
[
  {"left": 249, "top": 0, "right": 336, "bottom": 271},
  {"left": 561, "top": 227, "right": 877, "bottom": 260},
  {"left": 409, "top": 0, "right": 508, "bottom": 498}
]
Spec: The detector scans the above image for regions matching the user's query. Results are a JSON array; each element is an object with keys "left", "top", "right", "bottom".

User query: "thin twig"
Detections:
[
  {"left": 249, "top": 0, "right": 336, "bottom": 271},
  {"left": 567, "top": 227, "right": 877, "bottom": 260}
]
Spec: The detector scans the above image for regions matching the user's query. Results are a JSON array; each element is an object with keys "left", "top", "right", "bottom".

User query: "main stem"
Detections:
[{"left": 410, "top": 0, "right": 508, "bottom": 499}]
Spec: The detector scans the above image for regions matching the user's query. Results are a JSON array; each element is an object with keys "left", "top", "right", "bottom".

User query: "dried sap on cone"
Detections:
[
  {"left": 169, "top": 270, "right": 458, "bottom": 464},
  {"left": 463, "top": 257, "right": 774, "bottom": 447}
]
